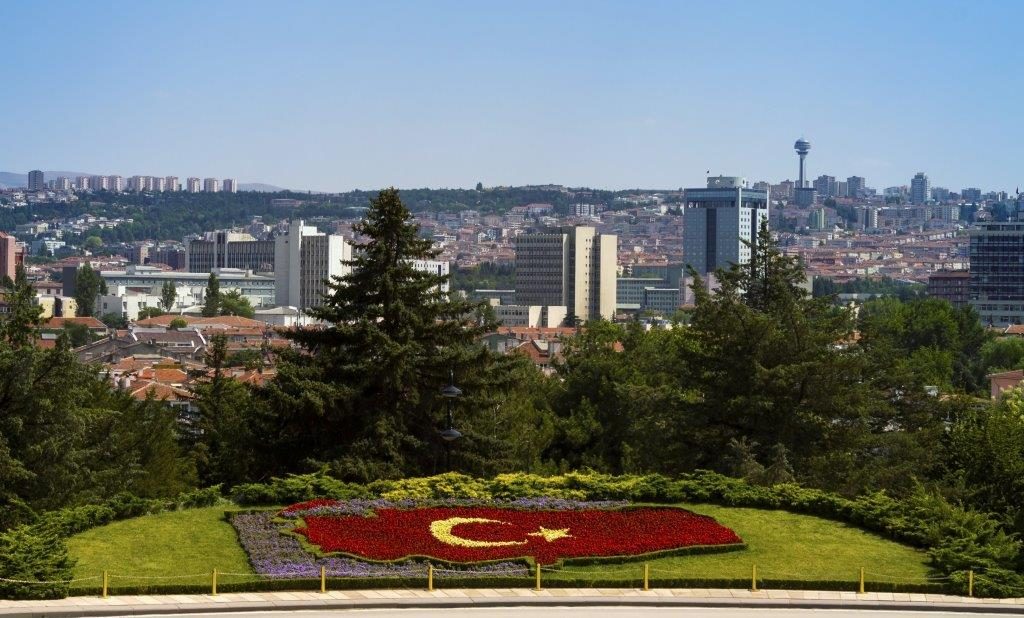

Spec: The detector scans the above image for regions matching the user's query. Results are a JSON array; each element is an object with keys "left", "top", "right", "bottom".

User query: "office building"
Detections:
[
  {"left": 969, "top": 222, "right": 1024, "bottom": 325},
  {"left": 931, "top": 187, "right": 951, "bottom": 203},
  {"left": 185, "top": 232, "right": 276, "bottom": 273},
  {"left": 928, "top": 270, "right": 969, "bottom": 309},
  {"left": 911, "top": 173, "right": 930, "bottom": 205},
  {"left": 962, "top": 187, "right": 982, "bottom": 202},
  {"left": 186, "top": 177, "right": 201, "bottom": 192},
  {"left": 97, "top": 265, "right": 275, "bottom": 309},
  {"left": 165, "top": 176, "right": 179, "bottom": 192},
  {"left": 222, "top": 178, "right": 238, "bottom": 193},
  {"left": 203, "top": 178, "right": 221, "bottom": 193},
  {"left": 682, "top": 176, "right": 769, "bottom": 275},
  {"left": 514, "top": 225, "right": 617, "bottom": 322},
  {"left": 847, "top": 176, "right": 866, "bottom": 199},
  {"left": 27, "top": 170, "right": 45, "bottom": 191},
  {"left": 274, "top": 219, "right": 352, "bottom": 310}
]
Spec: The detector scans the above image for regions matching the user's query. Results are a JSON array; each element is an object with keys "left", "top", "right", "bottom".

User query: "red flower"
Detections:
[{"left": 292, "top": 506, "right": 741, "bottom": 565}]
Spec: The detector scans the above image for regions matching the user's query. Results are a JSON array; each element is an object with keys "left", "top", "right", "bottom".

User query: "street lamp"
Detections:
[{"left": 439, "top": 370, "right": 462, "bottom": 470}]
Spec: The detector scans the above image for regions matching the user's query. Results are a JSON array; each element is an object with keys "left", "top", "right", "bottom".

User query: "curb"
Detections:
[{"left": 2, "top": 594, "right": 1024, "bottom": 617}]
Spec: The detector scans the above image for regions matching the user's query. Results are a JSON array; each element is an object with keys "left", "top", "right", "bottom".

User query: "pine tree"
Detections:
[
  {"left": 270, "top": 188, "right": 507, "bottom": 479},
  {"left": 160, "top": 280, "right": 177, "bottom": 312},
  {"left": 202, "top": 273, "right": 220, "bottom": 317},
  {"left": 72, "top": 264, "right": 106, "bottom": 318},
  {"left": 0, "top": 266, "right": 44, "bottom": 349}
]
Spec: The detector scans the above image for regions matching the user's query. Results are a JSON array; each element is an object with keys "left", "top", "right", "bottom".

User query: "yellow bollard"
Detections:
[
  {"left": 858, "top": 567, "right": 865, "bottom": 594},
  {"left": 535, "top": 563, "right": 542, "bottom": 591},
  {"left": 320, "top": 566, "right": 326, "bottom": 593},
  {"left": 643, "top": 563, "right": 649, "bottom": 591},
  {"left": 751, "top": 565, "right": 758, "bottom": 592},
  {"left": 102, "top": 570, "right": 108, "bottom": 599},
  {"left": 968, "top": 570, "right": 974, "bottom": 597},
  {"left": 428, "top": 564, "right": 434, "bottom": 592},
  {"left": 212, "top": 568, "right": 218, "bottom": 596}
]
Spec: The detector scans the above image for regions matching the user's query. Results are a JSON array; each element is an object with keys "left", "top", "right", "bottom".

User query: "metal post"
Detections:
[
  {"left": 102, "top": 570, "right": 108, "bottom": 599},
  {"left": 212, "top": 569, "right": 218, "bottom": 596},
  {"left": 428, "top": 564, "right": 434, "bottom": 592},
  {"left": 320, "top": 566, "right": 326, "bottom": 593},
  {"left": 968, "top": 570, "right": 974, "bottom": 597},
  {"left": 858, "top": 567, "right": 865, "bottom": 594},
  {"left": 643, "top": 563, "right": 649, "bottom": 591},
  {"left": 535, "top": 563, "right": 542, "bottom": 591},
  {"left": 751, "top": 565, "right": 758, "bottom": 592}
]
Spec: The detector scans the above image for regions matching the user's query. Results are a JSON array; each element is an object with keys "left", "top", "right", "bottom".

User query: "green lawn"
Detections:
[
  {"left": 549, "top": 504, "right": 932, "bottom": 584},
  {"left": 67, "top": 506, "right": 255, "bottom": 589},
  {"left": 67, "top": 503, "right": 932, "bottom": 590}
]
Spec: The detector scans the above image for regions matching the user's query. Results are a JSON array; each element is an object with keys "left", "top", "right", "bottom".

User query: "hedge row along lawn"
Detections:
[{"left": 67, "top": 502, "right": 930, "bottom": 591}]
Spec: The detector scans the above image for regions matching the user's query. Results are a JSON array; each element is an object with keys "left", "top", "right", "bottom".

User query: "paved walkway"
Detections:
[{"left": 1, "top": 588, "right": 1024, "bottom": 617}]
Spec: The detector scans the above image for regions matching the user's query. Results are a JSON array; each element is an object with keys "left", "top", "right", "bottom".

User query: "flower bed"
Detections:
[{"left": 237, "top": 498, "right": 743, "bottom": 568}]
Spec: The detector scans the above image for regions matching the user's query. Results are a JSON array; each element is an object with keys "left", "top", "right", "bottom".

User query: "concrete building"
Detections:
[
  {"left": 222, "top": 178, "right": 238, "bottom": 193},
  {"left": 93, "top": 176, "right": 110, "bottom": 191},
  {"left": 27, "top": 170, "right": 45, "bottom": 191},
  {"left": 185, "top": 232, "right": 275, "bottom": 273},
  {"left": 55, "top": 176, "right": 71, "bottom": 191},
  {"left": 129, "top": 175, "right": 147, "bottom": 192},
  {"left": 928, "top": 269, "right": 969, "bottom": 309},
  {"left": 98, "top": 265, "right": 275, "bottom": 309},
  {"left": 203, "top": 178, "right": 221, "bottom": 193},
  {"left": 274, "top": 219, "right": 352, "bottom": 310},
  {"left": 150, "top": 176, "right": 166, "bottom": 192},
  {"left": 186, "top": 177, "right": 201, "bottom": 193},
  {"left": 410, "top": 259, "right": 451, "bottom": 293},
  {"left": 969, "top": 222, "right": 1024, "bottom": 325},
  {"left": 682, "top": 176, "right": 769, "bottom": 275},
  {"left": 492, "top": 303, "right": 567, "bottom": 328},
  {"left": 911, "top": 173, "right": 931, "bottom": 205},
  {"left": 616, "top": 277, "right": 666, "bottom": 312},
  {"left": 76, "top": 176, "right": 91, "bottom": 190},
  {"left": 514, "top": 226, "right": 617, "bottom": 322},
  {"left": 813, "top": 175, "right": 836, "bottom": 199},
  {"left": 165, "top": 176, "right": 179, "bottom": 192},
  {"left": 847, "top": 176, "right": 866, "bottom": 199},
  {"left": 111, "top": 176, "right": 124, "bottom": 192},
  {"left": 962, "top": 188, "right": 982, "bottom": 203},
  {"left": 0, "top": 232, "right": 24, "bottom": 281}
]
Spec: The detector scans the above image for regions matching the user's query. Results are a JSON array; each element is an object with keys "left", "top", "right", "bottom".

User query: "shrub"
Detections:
[{"left": 0, "top": 525, "right": 73, "bottom": 600}]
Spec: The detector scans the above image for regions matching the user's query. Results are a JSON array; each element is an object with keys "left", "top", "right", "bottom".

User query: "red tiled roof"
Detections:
[{"left": 41, "top": 317, "right": 106, "bottom": 329}]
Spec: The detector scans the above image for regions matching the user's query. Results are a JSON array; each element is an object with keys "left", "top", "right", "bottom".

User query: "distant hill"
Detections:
[{"left": 239, "top": 183, "right": 286, "bottom": 192}]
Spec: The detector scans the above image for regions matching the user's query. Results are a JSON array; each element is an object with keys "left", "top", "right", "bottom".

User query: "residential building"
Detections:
[
  {"left": 76, "top": 176, "right": 91, "bottom": 190},
  {"left": 129, "top": 175, "right": 147, "bottom": 192},
  {"left": 911, "top": 172, "right": 930, "bottom": 205},
  {"left": 0, "top": 232, "right": 24, "bottom": 281},
  {"left": 847, "top": 176, "right": 866, "bottom": 199},
  {"left": 969, "top": 222, "right": 1024, "bottom": 325},
  {"left": 203, "top": 178, "right": 220, "bottom": 193},
  {"left": 111, "top": 176, "right": 124, "bottom": 192},
  {"left": 812, "top": 175, "right": 836, "bottom": 199},
  {"left": 962, "top": 187, "right": 982, "bottom": 202},
  {"left": 27, "top": 170, "right": 45, "bottom": 190},
  {"left": 186, "top": 177, "right": 201, "bottom": 193},
  {"left": 514, "top": 225, "right": 617, "bottom": 322},
  {"left": 274, "top": 219, "right": 352, "bottom": 310},
  {"left": 165, "top": 176, "right": 179, "bottom": 192},
  {"left": 682, "top": 176, "right": 769, "bottom": 275},
  {"left": 185, "top": 232, "right": 276, "bottom": 273},
  {"left": 55, "top": 176, "right": 71, "bottom": 191},
  {"left": 222, "top": 178, "right": 238, "bottom": 193},
  {"left": 151, "top": 176, "right": 166, "bottom": 192},
  {"left": 93, "top": 176, "right": 110, "bottom": 191},
  {"left": 927, "top": 269, "right": 969, "bottom": 309}
]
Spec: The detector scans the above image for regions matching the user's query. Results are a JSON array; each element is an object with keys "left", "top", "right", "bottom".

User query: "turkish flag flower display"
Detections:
[{"left": 287, "top": 504, "right": 742, "bottom": 565}]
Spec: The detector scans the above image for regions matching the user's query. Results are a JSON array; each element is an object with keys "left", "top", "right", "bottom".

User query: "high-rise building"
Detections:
[
  {"left": 962, "top": 187, "right": 982, "bottom": 202},
  {"left": 858, "top": 206, "right": 879, "bottom": 230},
  {"left": 150, "top": 176, "right": 166, "bottom": 192},
  {"left": 203, "top": 178, "right": 221, "bottom": 192},
  {"left": 911, "top": 172, "right": 930, "bottom": 205},
  {"left": 969, "top": 222, "right": 1024, "bottom": 325},
  {"left": 185, "top": 232, "right": 276, "bottom": 273},
  {"left": 76, "top": 176, "right": 91, "bottom": 190},
  {"left": 931, "top": 187, "right": 951, "bottom": 203},
  {"left": 186, "top": 177, "right": 201, "bottom": 192},
  {"left": 809, "top": 207, "right": 827, "bottom": 230},
  {"left": 813, "top": 175, "right": 836, "bottom": 199},
  {"left": 274, "top": 220, "right": 353, "bottom": 309},
  {"left": 928, "top": 270, "right": 969, "bottom": 309},
  {"left": 93, "top": 176, "right": 110, "bottom": 191},
  {"left": 0, "top": 232, "right": 24, "bottom": 281},
  {"left": 514, "top": 225, "right": 617, "bottom": 322},
  {"left": 55, "top": 176, "right": 71, "bottom": 191},
  {"left": 771, "top": 180, "right": 794, "bottom": 200},
  {"left": 110, "top": 176, "right": 125, "bottom": 192},
  {"left": 27, "top": 170, "right": 45, "bottom": 190},
  {"left": 847, "top": 176, "right": 866, "bottom": 199},
  {"left": 129, "top": 175, "right": 147, "bottom": 192},
  {"left": 222, "top": 178, "right": 238, "bottom": 193},
  {"left": 165, "top": 176, "right": 179, "bottom": 192},
  {"left": 682, "top": 176, "right": 769, "bottom": 275}
]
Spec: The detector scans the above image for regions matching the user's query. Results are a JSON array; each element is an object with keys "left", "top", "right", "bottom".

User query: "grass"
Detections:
[
  {"left": 66, "top": 502, "right": 932, "bottom": 591},
  {"left": 549, "top": 504, "right": 932, "bottom": 583},
  {"left": 66, "top": 506, "right": 255, "bottom": 590}
]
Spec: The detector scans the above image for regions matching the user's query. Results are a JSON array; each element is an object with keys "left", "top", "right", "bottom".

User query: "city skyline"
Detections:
[{"left": 4, "top": 1, "right": 1024, "bottom": 192}]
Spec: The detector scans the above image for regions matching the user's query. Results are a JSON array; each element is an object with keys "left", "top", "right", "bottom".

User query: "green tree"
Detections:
[
  {"left": 160, "top": 280, "right": 177, "bottom": 312},
  {"left": 219, "top": 290, "right": 255, "bottom": 318},
  {"left": 266, "top": 188, "right": 508, "bottom": 480},
  {"left": 83, "top": 236, "right": 103, "bottom": 251},
  {"left": 202, "top": 273, "right": 220, "bottom": 317},
  {"left": 137, "top": 307, "right": 164, "bottom": 320},
  {"left": 72, "top": 264, "right": 106, "bottom": 317},
  {"left": 169, "top": 317, "right": 188, "bottom": 330},
  {"left": 99, "top": 312, "right": 127, "bottom": 329},
  {"left": 0, "top": 266, "right": 44, "bottom": 349}
]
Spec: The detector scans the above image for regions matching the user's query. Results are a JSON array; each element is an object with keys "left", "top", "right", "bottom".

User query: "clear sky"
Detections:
[{"left": 3, "top": 0, "right": 1022, "bottom": 193}]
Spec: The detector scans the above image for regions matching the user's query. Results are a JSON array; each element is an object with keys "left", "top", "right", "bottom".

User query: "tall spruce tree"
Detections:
[
  {"left": 202, "top": 273, "right": 220, "bottom": 317},
  {"left": 268, "top": 188, "right": 506, "bottom": 480}
]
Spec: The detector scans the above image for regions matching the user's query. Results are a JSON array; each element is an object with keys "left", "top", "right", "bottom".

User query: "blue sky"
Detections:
[{"left": 3, "top": 0, "right": 1022, "bottom": 192}]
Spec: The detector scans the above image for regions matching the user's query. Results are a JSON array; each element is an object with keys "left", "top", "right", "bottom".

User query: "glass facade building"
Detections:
[{"left": 969, "top": 222, "right": 1024, "bottom": 325}]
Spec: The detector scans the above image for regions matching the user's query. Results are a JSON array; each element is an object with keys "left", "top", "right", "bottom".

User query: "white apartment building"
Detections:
[
  {"left": 76, "top": 176, "right": 91, "bottom": 190},
  {"left": 110, "top": 176, "right": 125, "bottom": 192},
  {"left": 514, "top": 226, "right": 617, "bottom": 322},
  {"left": 274, "top": 219, "right": 352, "bottom": 310},
  {"left": 165, "top": 176, "right": 179, "bottom": 192},
  {"left": 222, "top": 178, "right": 238, "bottom": 193},
  {"left": 203, "top": 178, "right": 221, "bottom": 193},
  {"left": 186, "top": 177, "right": 201, "bottom": 193}
]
